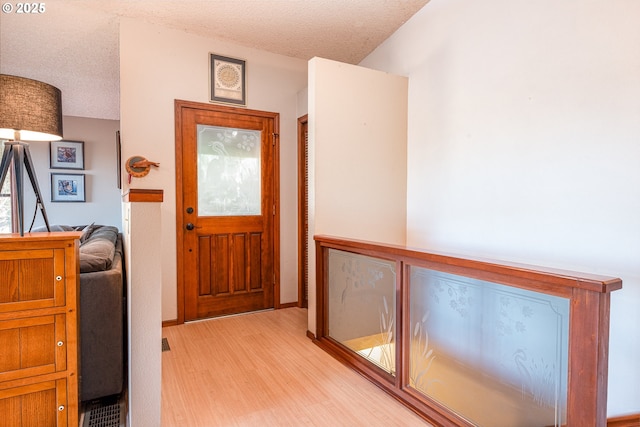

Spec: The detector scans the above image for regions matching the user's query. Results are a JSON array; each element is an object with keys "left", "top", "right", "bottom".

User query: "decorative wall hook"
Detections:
[{"left": 126, "top": 155, "right": 160, "bottom": 183}]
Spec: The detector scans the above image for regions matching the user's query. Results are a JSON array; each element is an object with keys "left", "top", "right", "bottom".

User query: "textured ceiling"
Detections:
[
  {"left": 0, "top": 0, "right": 429, "bottom": 119},
  {"left": 75, "top": 0, "right": 430, "bottom": 63}
]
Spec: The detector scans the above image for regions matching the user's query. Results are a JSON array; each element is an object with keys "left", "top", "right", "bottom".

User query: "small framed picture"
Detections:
[
  {"left": 209, "top": 53, "right": 246, "bottom": 106},
  {"left": 50, "top": 140, "right": 84, "bottom": 170},
  {"left": 51, "top": 173, "right": 85, "bottom": 202}
]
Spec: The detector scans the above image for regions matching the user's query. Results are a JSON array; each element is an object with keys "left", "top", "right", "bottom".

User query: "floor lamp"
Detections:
[{"left": 0, "top": 74, "right": 64, "bottom": 236}]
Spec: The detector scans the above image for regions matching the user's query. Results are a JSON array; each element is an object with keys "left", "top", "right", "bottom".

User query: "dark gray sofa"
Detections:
[
  {"left": 78, "top": 225, "right": 125, "bottom": 401},
  {"left": 35, "top": 224, "right": 125, "bottom": 401}
]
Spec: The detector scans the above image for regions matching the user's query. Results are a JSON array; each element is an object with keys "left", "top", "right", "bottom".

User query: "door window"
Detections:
[{"left": 197, "top": 125, "right": 261, "bottom": 216}]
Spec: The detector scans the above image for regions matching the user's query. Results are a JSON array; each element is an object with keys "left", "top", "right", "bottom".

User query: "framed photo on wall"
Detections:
[
  {"left": 50, "top": 140, "right": 85, "bottom": 170},
  {"left": 209, "top": 53, "right": 246, "bottom": 106},
  {"left": 51, "top": 173, "right": 85, "bottom": 202}
]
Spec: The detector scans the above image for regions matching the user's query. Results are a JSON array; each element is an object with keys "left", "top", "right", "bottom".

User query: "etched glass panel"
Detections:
[
  {"left": 327, "top": 249, "right": 396, "bottom": 375},
  {"left": 409, "top": 267, "right": 569, "bottom": 427},
  {"left": 197, "top": 125, "right": 261, "bottom": 216}
]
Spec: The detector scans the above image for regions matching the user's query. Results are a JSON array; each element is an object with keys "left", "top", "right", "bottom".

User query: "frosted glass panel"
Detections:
[
  {"left": 327, "top": 249, "right": 396, "bottom": 375},
  {"left": 409, "top": 268, "right": 569, "bottom": 427},
  {"left": 197, "top": 125, "right": 261, "bottom": 216}
]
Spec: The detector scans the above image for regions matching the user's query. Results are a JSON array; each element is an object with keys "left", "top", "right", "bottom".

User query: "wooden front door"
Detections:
[{"left": 175, "top": 100, "right": 279, "bottom": 322}]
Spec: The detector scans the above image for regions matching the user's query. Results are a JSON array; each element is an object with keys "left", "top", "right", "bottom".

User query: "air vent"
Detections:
[{"left": 83, "top": 396, "right": 125, "bottom": 427}]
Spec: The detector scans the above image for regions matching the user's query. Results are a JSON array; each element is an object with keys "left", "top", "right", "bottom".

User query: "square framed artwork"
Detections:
[
  {"left": 209, "top": 53, "right": 246, "bottom": 106},
  {"left": 50, "top": 140, "right": 85, "bottom": 169},
  {"left": 51, "top": 173, "right": 85, "bottom": 202}
]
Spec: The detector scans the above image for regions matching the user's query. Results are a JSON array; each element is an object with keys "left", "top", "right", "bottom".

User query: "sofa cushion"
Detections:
[
  {"left": 79, "top": 225, "right": 119, "bottom": 273},
  {"left": 79, "top": 222, "right": 97, "bottom": 243}
]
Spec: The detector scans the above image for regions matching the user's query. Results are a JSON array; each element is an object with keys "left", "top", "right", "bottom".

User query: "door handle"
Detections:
[{"left": 186, "top": 223, "right": 195, "bottom": 231}]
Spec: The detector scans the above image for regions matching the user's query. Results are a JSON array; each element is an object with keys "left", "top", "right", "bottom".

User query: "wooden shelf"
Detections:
[{"left": 124, "top": 189, "right": 164, "bottom": 203}]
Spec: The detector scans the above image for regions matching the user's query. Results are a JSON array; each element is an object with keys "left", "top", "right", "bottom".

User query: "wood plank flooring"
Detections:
[{"left": 161, "top": 307, "right": 431, "bottom": 427}]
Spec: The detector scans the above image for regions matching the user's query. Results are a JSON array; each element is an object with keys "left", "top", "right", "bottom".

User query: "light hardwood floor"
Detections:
[{"left": 161, "top": 307, "right": 431, "bottom": 427}]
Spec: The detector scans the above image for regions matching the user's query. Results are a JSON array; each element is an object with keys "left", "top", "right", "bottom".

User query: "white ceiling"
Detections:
[{"left": 0, "top": 0, "right": 429, "bottom": 120}]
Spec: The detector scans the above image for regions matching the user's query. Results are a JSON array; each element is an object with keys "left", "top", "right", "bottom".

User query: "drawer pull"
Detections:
[
  {"left": 56, "top": 275, "right": 63, "bottom": 281},
  {"left": 57, "top": 341, "right": 64, "bottom": 347},
  {"left": 58, "top": 405, "right": 65, "bottom": 412}
]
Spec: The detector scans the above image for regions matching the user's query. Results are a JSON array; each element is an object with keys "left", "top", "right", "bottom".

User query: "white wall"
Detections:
[
  {"left": 360, "top": 0, "right": 640, "bottom": 417},
  {"left": 119, "top": 19, "right": 308, "bottom": 321},
  {"left": 18, "top": 116, "right": 122, "bottom": 231},
  {"left": 123, "top": 200, "right": 163, "bottom": 427},
  {"left": 308, "top": 57, "right": 408, "bottom": 334}
]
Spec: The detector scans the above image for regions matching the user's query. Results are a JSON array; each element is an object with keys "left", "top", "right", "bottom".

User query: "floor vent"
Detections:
[
  {"left": 162, "top": 337, "right": 170, "bottom": 352},
  {"left": 82, "top": 396, "right": 125, "bottom": 427}
]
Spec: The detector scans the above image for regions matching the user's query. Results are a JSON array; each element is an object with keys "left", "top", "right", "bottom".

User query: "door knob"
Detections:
[{"left": 186, "top": 223, "right": 195, "bottom": 231}]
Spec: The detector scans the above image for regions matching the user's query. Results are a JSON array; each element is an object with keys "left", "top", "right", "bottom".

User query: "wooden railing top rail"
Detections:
[{"left": 315, "top": 235, "right": 622, "bottom": 295}]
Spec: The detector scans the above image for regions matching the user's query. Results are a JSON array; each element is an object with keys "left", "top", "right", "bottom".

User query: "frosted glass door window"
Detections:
[{"left": 197, "top": 125, "right": 261, "bottom": 216}]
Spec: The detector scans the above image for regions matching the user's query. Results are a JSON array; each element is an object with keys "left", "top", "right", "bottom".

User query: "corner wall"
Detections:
[
  {"left": 308, "top": 57, "right": 408, "bottom": 334},
  {"left": 360, "top": 0, "right": 640, "bottom": 416},
  {"left": 123, "top": 200, "right": 162, "bottom": 427}
]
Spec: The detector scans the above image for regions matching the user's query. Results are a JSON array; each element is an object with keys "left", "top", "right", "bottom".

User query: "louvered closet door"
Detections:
[{"left": 298, "top": 115, "right": 309, "bottom": 308}]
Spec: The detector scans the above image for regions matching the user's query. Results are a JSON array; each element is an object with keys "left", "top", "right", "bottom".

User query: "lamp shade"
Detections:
[{"left": 0, "top": 74, "right": 63, "bottom": 141}]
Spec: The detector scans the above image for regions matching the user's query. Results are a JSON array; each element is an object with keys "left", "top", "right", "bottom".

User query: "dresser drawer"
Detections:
[
  {"left": 0, "top": 248, "right": 67, "bottom": 313},
  {"left": 0, "top": 379, "right": 69, "bottom": 427},
  {"left": 0, "top": 314, "right": 67, "bottom": 383}
]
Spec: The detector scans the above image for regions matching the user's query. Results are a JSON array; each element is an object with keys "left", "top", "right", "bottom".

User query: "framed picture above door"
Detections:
[{"left": 209, "top": 53, "right": 246, "bottom": 106}]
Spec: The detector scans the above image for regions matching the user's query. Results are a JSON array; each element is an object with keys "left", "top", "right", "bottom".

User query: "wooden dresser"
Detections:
[{"left": 0, "top": 232, "right": 82, "bottom": 427}]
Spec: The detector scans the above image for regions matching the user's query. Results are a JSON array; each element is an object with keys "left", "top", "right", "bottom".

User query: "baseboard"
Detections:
[
  {"left": 609, "top": 413, "right": 640, "bottom": 427},
  {"left": 279, "top": 302, "right": 298, "bottom": 309},
  {"left": 162, "top": 304, "right": 303, "bottom": 327},
  {"left": 306, "top": 330, "right": 315, "bottom": 340},
  {"left": 162, "top": 319, "right": 178, "bottom": 328}
]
